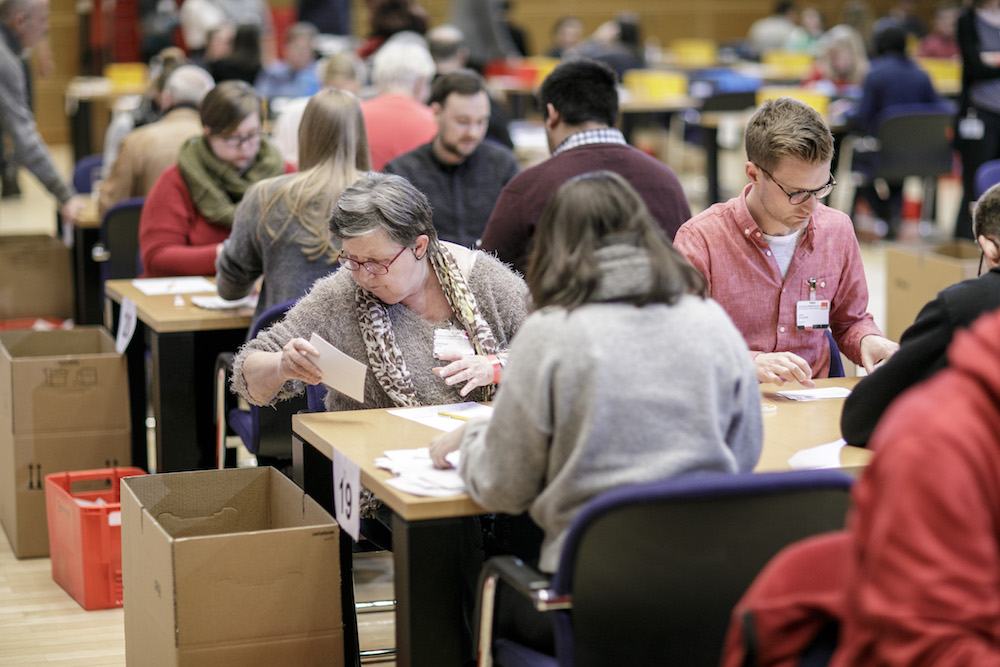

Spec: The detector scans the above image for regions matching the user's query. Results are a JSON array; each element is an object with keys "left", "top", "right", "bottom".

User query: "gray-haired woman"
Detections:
[{"left": 233, "top": 169, "right": 527, "bottom": 422}]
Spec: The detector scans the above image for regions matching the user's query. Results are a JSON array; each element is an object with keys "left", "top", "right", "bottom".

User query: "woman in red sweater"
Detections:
[{"left": 139, "top": 79, "right": 292, "bottom": 277}]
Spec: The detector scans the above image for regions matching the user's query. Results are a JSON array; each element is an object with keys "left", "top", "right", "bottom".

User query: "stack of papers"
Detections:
[
  {"left": 132, "top": 276, "right": 215, "bottom": 295},
  {"left": 377, "top": 448, "right": 465, "bottom": 497},
  {"left": 191, "top": 294, "right": 259, "bottom": 310},
  {"left": 777, "top": 387, "right": 852, "bottom": 401}
]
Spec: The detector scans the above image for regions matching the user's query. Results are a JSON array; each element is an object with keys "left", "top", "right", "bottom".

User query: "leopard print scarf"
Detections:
[{"left": 355, "top": 243, "right": 498, "bottom": 407}]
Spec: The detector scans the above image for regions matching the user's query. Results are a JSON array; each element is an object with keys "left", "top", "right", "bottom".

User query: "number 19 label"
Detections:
[{"left": 333, "top": 449, "right": 360, "bottom": 541}]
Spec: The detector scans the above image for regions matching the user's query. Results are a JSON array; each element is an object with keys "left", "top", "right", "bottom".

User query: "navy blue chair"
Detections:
[
  {"left": 475, "top": 470, "right": 855, "bottom": 667},
  {"left": 827, "top": 330, "right": 845, "bottom": 378},
  {"left": 215, "top": 299, "right": 304, "bottom": 469},
  {"left": 975, "top": 159, "right": 1000, "bottom": 200},
  {"left": 72, "top": 154, "right": 104, "bottom": 194},
  {"left": 91, "top": 197, "right": 145, "bottom": 286}
]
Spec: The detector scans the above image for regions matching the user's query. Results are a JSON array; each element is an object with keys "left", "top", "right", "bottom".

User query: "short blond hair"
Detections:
[{"left": 745, "top": 97, "right": 834, "bottom": 172}]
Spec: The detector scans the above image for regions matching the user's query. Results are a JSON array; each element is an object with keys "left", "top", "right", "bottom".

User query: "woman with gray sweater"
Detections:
[
  {"left": 430, "top": 171, "right": 763, "bottom": 573},
  {"left": 216, "top": 88, "right": 370, "bottom": 323}
]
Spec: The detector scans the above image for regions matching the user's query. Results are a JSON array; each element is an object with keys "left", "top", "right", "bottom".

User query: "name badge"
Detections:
[
  {"left": 433, "top": 327, "right": 475, "bottom": 359},
  {"left": 960, "top": 115, "right": 985, "bottom": 141},
  {"left": 796, "top": 300, "right": 830, "bottom": 330}
]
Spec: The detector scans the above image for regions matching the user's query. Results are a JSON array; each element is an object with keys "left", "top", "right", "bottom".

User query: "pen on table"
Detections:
[{"left": 438, "top": 411, "right": 470, "bottom": 421}]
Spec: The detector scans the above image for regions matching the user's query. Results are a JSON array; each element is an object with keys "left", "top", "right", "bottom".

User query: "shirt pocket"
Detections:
[{"left": 797, "top": 275, "right": 836, "bottom": 302}]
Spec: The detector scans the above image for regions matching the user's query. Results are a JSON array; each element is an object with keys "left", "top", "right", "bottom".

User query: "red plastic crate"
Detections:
[{"left": 45, "top": 467, "right": 146, "bottom": 610}]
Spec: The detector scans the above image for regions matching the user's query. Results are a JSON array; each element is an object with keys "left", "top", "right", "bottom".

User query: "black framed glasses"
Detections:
[
  {"left": 217, "top": 130, "right": 263, "bottom": 148},
  {"left": 338, "top": 246, "right": 408, "bottom": 275},
  {"left": 756, "top": 164, "right": 836, "bottom": 205}
]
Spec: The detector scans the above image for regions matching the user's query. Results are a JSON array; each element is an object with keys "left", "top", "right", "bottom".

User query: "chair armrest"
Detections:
[{"left": 474, "top": 556, "right": 571, "bottom": 667}]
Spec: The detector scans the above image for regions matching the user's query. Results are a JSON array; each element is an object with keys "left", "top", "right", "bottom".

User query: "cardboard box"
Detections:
[
  {"left": 0, "top": 235, "right": 73, "bottom": 321},
  {"left": 122, "top": 468, "right": 344, "bottom": 667},
  {"left": 0, "top": 327, "right": 131, "bottom": 557},
  {"left": 885, "top": 241, "right": 981, "bottom": 342}
]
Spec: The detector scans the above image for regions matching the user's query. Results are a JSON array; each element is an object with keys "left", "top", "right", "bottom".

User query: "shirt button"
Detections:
[
  {"left": 820, "top": 281, "right": 826, "bottom": 288},
  {"left": 766, "top": 250, "right": 772, "bottom": 256},
  {"left": 744, "top": 228, "right": 751, "bottom": 235},
  {"left": 781, "top": 288, "right": 786, "bottom": 293},
  {"left": 756, "top": 232, "right": 761, "bottom": 237},
  {"left": 779, "top": 326, "right": 785, "bottom": 333}
]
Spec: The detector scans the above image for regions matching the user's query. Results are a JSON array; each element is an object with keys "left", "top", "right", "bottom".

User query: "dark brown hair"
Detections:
[{"left": 525, "top": 171, "right": 706, "bottom": 310}]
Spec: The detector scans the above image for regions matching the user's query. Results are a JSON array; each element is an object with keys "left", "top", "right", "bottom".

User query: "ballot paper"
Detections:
[
  {"left": 309, "top": 332, "right": 367, "bottom": 403},
  {"left": 388, "top": 402, "right": 494, "bottom": 432},
  {"left": 377, "top": 447, "right": 466, "bottom": 497},
  {"left": 788, "top": 439, "right": 847, "bottom": 470},
  {"left": 132, "top": 276, "right": 216, "bottom": 295},
  {"left": 191, "top": 294, "right": 259, "bottom": 310},
  {"left": 776, "top": 386, "right": 853, "bottom": 401}
]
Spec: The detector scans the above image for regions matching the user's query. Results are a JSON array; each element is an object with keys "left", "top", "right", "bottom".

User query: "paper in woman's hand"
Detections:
[{"left": 309, "top": 332, "right": 367, "bottom": 402}]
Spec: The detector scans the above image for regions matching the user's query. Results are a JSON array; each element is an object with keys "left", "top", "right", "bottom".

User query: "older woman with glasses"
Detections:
[
  {"left": 233, "top": 169, "right": 527, "bottom": 419},
  {"left": 139, "top": 80, "right": 293, "bottom": 277}
]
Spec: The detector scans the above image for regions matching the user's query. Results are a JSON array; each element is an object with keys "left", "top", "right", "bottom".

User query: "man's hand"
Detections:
[
  {"left": 860, "top": 335, "right": 899, "bottom": 374},
  {"left": 754, "top": 351, "right": 816, "bottom": 387}
]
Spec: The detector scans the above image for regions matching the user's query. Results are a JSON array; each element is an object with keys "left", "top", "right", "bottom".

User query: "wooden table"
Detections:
[
  {"left": 291, "top": 376, "right": 868, "bottom": 666},
  {"left": 104, "top": 278, "right": 253, "bottom": 472}
]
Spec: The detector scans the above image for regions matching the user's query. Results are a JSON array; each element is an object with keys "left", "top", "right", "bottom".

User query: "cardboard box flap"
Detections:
[
  {"left": 0, "top": 328, "right": 117, "bottom": 358},
  {"left": 0, "top": 236, "right": 72, "bottom": 320}
]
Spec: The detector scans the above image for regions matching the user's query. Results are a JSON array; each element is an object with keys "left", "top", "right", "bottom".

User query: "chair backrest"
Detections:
[
  {"left": 550, "top": 470, "right": 854, "bottom": 667},
  {"left": 306, "top": 382, "right": 329, "bottom": 413},
  {"left": 873, "top": 105, "right": 956, "bottom": 182},
  {"left": 100, "top": 197, "right": 145, "bottom": 283},
  {"left": 72, "top": 154, "right": 104, "bottom": 194},
  {"left": 827, "top": 329, "right": 845, "bottom": 378},
  {"left": 975, "top": 159, "right": 1000, "bottom": 200}
]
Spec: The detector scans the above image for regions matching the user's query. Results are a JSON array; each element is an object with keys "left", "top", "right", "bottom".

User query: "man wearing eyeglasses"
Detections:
[{"left": 675, "top": 97, "right": 898, "bottom": 387}]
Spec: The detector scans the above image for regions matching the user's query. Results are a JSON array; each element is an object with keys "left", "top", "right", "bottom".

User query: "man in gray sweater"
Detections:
[{"left": 385, "top": 69, "right": 520, "bottom": 249}]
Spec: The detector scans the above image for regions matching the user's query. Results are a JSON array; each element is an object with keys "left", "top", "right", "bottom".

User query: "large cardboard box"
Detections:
[
  {"left": 122, "top": 468, "right": 344, "bottom": 667},
  {"left": 885, "top": 241, "right": 981, "bottom": 342},
  {"left": 0, "top": 235, "right": 73, "bottom": 321},
  {"left": 0, "top": 327, "right": 131, "bottom": 557}
]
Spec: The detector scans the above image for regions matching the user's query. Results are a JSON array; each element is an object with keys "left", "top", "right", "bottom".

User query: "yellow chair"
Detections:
[
  {"left": 761, "top": 50, "right": 815, "bottom": 80},
  {"left": 102, "top": 63, "right": 149, "bottom": 94},
  {"left": 755, "top": 86, "right": 830, "bottom": 117},
  {"left": 917, "top": 57, "right": 961, "bottom": 96},
  {"left": 622, "top": 69, "right": 689, "bottom": 100},
  {"left": 669, "top": 39, "right": 718, "bottom": 69}
]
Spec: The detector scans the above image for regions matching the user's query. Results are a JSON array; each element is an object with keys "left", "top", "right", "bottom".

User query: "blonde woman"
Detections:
[{"left": 216, "top": 88, "right": 371, "bottom": 322}]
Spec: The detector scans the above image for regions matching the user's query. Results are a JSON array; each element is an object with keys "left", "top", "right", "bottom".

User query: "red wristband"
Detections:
[{"left": 488, "top": 355, "right": 502, "bottom": 384}]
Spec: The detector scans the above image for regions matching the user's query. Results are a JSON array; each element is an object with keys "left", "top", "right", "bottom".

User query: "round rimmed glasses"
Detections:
[
  {"left": 756, "top": 164, "right": 836, "bottom": 205},
  {"left": 337, "top": 246, "right": 408, "bottom": 275}
]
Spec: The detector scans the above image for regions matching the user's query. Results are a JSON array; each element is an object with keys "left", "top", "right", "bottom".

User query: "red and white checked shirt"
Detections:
[{"left": 674, "top": 185, "right": 883, "bottom": 378}]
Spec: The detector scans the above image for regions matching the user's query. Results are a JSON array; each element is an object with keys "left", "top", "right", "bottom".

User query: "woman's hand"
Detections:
[
  {"left": 429, "top": 425, "right": 466, "bottom": 468},
  {"left": 280, "top": 337, "right": 323, "bottom": 385},
  {"left": 433, "top": 352, "right": 495, "bottom": 397}
]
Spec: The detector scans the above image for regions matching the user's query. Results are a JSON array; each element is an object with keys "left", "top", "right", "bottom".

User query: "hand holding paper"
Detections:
[{"left": 309, "top": 333, "right": 367, "bottom": 403}]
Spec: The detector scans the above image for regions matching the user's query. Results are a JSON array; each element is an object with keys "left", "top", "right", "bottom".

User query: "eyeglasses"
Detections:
[
  {"left": 338, "top": 246, "right": 408, "bottom": 275},
  {"left": 217, "top": 130, "right": 263, "bottom": 148},
  {"left": 756, "top": 164, "right": 836, "bottom": 205}
]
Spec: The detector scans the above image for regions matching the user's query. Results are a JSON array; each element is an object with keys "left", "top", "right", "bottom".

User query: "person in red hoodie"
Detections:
[
  {"left": 139, "top": 80, "right": 292, "bottom": 277},
  {"left": 721, "top": 307, "right": 1000, "bottom": 666}
]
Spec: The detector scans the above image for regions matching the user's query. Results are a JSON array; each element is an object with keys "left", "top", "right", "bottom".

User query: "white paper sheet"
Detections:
[
  {"left": 309, "top": 332, "right": 367, "bottom": 403},
  {"left": 387, "top": 402, "right": 494, "bottom": 432},
  {"left": 375, "top": 447, "right": 467, "bottom": 497},
  {"left": 788, "top": 439, "right": 847, "bottom": 470},
  {"left": 131, "top": 276, "right": 216, "bottom": 295},
  {"left": 191, "top": 294, "right": 259, "bottom": 310},
  {"left": 777, "top": 386, "right": 853, "bottom": 401}
]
